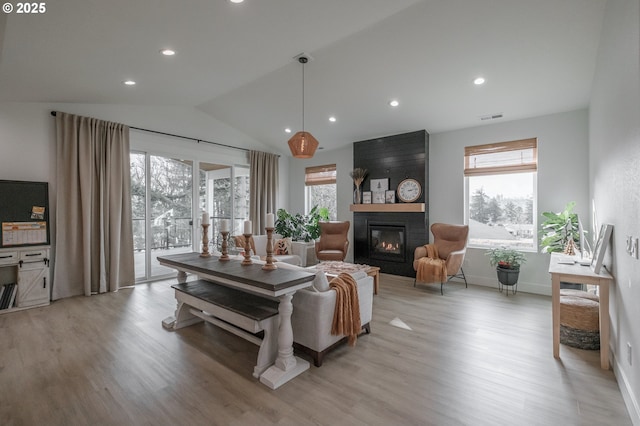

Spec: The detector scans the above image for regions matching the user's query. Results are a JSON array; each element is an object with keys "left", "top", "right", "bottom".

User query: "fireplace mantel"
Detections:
[{"left": 350, "top": 203, "right": 425, "bottom": 213}]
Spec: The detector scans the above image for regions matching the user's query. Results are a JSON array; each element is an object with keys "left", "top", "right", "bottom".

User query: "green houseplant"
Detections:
[
  {"left": 274, "top": 206, "right": 330, "bottom": 242},
  {"left": 540, "top": 201, "right": 580, "bottom": 253},
  {"left": 486, "top": 247, "right": 527, "bottom": 287}
]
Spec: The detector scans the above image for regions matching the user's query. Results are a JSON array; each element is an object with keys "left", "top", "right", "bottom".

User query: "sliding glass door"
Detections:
[{"left": 131, "top": 152, "right": 194, "bottom": 281}]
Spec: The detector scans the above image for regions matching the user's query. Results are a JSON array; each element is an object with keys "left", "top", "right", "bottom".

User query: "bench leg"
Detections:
[
  {"left": 163, "top": 301, "right": 203, "bottom": 330},
  {"left": 253, "top": 316, "right": 278, "bottom": 378}
]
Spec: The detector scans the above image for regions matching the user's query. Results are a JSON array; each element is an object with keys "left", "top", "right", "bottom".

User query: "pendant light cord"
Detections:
[{"left": 301, "top": 58, "right": 306, "bottom": 132}]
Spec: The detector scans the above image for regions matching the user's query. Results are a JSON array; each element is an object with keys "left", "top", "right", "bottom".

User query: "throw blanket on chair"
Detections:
[
  {"left": 416, "top": 244, "right": 447, "bottom": 283},
  {"left": 329, "top": 272, "right": 361, "bottom": 346}
]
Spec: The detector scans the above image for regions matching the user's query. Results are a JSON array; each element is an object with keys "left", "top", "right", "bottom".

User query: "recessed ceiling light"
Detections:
[
  {"left": 329, "top": 116, "right": 337, "bottom": 122},
  {"left": 389, "top": 100, "right": 399, "bottom": 107},
  {"left": 474, "top": 77, "right": 486, "bottom": 85},
  {"left": 284, "top": 128, "right": 292, "bottom": 133},
  {"left": 123, "top": 80, "right": 136, "bottom": 86},
  {"left": 161, "top": 49, "right": 176, "bottom": 56},
  {"left": 229, "top": 0, "right": 244, "bottom": 3}
]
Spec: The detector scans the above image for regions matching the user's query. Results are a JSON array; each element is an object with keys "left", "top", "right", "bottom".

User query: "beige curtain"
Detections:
[
  {"left": 52, "top": 112, "right": 134, "bottom": 299},
  {"left": 249, "top": 150, "right": 279, "bottom": 232}
]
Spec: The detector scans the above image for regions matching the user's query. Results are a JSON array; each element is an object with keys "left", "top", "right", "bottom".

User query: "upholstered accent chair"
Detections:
[
  {"left": 413, "top": 223, "right": 469, "bottom": 294},
  {"left": 315, "top": 221, "right": 350, "bottom": 262}
]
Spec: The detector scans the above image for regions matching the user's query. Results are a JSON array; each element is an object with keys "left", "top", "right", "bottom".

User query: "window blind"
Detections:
[
  {"left": 305, "top": 164, "right": 336, "bottom": 186},
  {"left": 464, "top": 138, "right": 537, "bottom": 176}
]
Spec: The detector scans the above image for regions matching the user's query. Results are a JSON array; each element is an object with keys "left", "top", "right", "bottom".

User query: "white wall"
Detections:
[
  {"left": 287, "top": 145, "right": 355, "bottom": 261},
  {"left": 430, "top": 109, "right": 590, "bottom": 295},
  {"left": 589, "top": 0, "right": 640, "bottom": 422}
]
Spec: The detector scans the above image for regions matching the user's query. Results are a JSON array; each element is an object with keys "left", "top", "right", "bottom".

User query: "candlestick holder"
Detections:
[
  {"left": 242, "top": 233, "right": 253, "bottom": 265},
  {"left": 219, "top": 231, "right": 230, "bottom": 261},
  {"left": 262, "top": 227, "right": 277, "bottom": 270},
  {"left": 200, "top": 224, "right": 211, "bottom": 258}
]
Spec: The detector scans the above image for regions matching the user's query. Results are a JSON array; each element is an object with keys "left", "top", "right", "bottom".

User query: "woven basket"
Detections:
[
  {"left": 560, "top": 289, "right": 599, "bottom": 302},
  {"left": 560, "top": 295, "right": 600, "bottom": 350}
]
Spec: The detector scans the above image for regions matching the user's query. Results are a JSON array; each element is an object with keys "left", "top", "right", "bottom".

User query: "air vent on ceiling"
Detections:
[{"left": 479, "top": 113, "right": 504, "bottom": 121}]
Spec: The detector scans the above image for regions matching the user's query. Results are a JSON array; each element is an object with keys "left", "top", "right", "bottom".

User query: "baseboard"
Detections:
[
  {"left": 612, "top": 351, "right": 640, "bottom": 425},
  {"left": 465, "top": 274, "right": 551, "bottom": 296}
]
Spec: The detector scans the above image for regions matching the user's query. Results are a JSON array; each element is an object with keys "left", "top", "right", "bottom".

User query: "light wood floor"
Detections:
[{"left": 0, "top": 275, "right": 631, "bottom": 425}]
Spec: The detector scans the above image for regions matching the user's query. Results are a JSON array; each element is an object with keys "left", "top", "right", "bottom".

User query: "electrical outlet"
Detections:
[{"left": 628, "top": 342, "right": 632, "bottom": 365}]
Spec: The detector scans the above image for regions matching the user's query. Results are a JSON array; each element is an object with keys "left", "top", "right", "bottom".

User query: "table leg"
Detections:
[
  {"left": 162, "top": 270, "right": 189, "bottom": 329},
  {"left": 599, "top": 280, "right": 610, "bottom": 369},
  {"left": 552, "top": 274, "right": 561, "bottom": 359},
  {"left": 260, "top": 292, "right": 310, "bottom": 389}
]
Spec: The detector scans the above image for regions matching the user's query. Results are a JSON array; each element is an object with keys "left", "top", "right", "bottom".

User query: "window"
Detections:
[
  {"left": 464, "top": 138, "right": 537, "bottom": 250},
  {"left": 305, "top": 164, "right": 337, "bottom": 220}
]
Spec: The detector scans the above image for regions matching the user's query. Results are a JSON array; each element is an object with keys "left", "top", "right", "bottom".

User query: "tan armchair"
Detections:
[
  {"left": 315, "top": 221, "right": 350, "bottom": 261},
  {"left": 413, "top": 223, "right": 469, "bottom": 294}
]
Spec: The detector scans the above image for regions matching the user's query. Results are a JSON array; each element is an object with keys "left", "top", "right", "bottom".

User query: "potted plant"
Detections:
[
  {"left": 274, "top": 206, "right": 330, "bottom": 242},
  {"left": 486, "top": 247, "right": 527, "bottom": 286},
  {"left": 540, "top": 201, "right": 580, "bottom": 254}
]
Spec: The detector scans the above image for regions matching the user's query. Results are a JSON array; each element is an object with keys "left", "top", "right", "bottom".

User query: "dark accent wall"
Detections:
[{"left": 353, "top": 130, "right": 429, "bottom": 277}]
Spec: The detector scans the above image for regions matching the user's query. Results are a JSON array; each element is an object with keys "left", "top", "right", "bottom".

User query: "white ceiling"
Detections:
[{"left": 0, "top": 0, "right": 606, "bottom": 154}]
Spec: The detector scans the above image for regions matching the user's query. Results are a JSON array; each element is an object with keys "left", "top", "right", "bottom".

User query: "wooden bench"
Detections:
[{"left": 164, "top": 279, "right": 280, "bottom": 378}]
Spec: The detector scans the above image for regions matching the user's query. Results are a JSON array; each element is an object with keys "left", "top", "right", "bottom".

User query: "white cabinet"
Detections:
[{"left": 0, "top": 246, "right": 50, "bottom": 313}]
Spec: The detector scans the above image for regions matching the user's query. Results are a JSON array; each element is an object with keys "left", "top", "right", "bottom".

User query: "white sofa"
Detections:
[
  {"left": 251, "top": 234, "right": 302, "bottom": 266},
  {"left": 274, "top": 262, "right": 374, "bottom": 367}
]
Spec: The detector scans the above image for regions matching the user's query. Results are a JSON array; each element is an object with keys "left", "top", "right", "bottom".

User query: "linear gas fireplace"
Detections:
[{"left": 369, "top": 224, "right": 406, "bottom": 263}]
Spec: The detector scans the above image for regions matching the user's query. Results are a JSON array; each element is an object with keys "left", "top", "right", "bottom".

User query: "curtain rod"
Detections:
[{"left": 50, "top": 110, "right": 271, "bottom": 155}]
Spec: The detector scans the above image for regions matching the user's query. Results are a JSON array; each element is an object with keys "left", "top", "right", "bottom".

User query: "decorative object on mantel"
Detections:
[
  {"left": 396, "top": 178, "right": 422, "bottom": 203},
  {"left": 349, "top": 167, "right": 367, "bottom": 204},
  {"left": 372, "top": 191, "right": 385, "bottom": 204},
  {"left": 288, "top": 54, "right": 319, "bottom": 159},
  {"left": 370, "top": 178, "right": 389, "bottom": 192},
  {"left": 385, "top": 190, "right": 395, "bottom": 203},
  {"left": 362, "top": 191, "right": 372, "bottom": 204}
]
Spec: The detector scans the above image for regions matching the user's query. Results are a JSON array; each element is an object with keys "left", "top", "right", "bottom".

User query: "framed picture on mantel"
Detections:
[
  {"left": 362, "top": 191, "right": 372, "bottom": 204},
  {"left": 372, "top": 191, "right": 385, "bottom": 204},
  {"left": 370, "top": 178, "right": 389, "bottom": 192}
]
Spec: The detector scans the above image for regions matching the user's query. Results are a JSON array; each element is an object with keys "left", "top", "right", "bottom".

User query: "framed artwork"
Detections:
[
  {"left": 591, "top": 223, "right": 613, "bottom": 274},
  {"left": 370, "top": 178, "right": 389, "bottom": 192},
  {"left": 362, "top": 191, "right": 372, "bottom": 204},
  {"left": 372, "top": 191, "right": 386, "bottom": 204},
  {"left": 385, "top": 190, "right": 396, "bottom": 203}
]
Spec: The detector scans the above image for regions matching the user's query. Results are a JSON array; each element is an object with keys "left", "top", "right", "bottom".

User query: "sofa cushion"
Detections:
[
  {"left": 275, "top": 237, "right": 292, "bottom": 255},
  {"left": 276, "top": 261, "right": 327, "bottom": 292},
  {"left": 313, "top": 271, "right": 330, "bottom": 292}
]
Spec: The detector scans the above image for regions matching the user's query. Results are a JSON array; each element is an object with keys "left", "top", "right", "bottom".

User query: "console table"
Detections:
[
  {"left": 158, "top": 252, "right": 315, "bottom": 389},
  {"left": 548, "top": 252, "right": 613, "bottom": 369}
]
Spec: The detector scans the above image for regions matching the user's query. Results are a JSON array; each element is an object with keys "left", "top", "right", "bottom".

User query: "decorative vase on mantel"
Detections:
[{"left": 354, "top": 184, "right": 362, "bottom": 204}]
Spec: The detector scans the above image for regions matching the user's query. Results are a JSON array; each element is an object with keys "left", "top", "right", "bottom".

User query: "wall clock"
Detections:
[{"left": 396, "top": 178, "right": 422, "bottom": 203}]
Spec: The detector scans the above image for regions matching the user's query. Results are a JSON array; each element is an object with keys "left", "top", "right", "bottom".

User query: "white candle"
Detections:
[
  {"left": 202, "top": 212, "right": 209, "bottom": 225},
  {"left": 244, "top": 220, "right": 252, "bottom": 234},
  {"left": 220, "top": 219, "right": 228, "bottom": 232},
  {"left": 266, "top": 213, "right": 275, "bottom": 228}
]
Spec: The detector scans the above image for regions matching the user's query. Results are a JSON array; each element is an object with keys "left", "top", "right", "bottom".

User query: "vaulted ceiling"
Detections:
[{"left": 0, "top": 0, "right": 606, "bottom": 153}]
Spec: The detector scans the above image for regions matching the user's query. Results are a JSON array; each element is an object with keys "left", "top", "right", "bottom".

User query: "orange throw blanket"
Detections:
[
  {"left": 416, "top": 244, "right": 447, "bottom": 283},
  {"left": 329, "top": 272, "right": 361, "bottom": 346}
]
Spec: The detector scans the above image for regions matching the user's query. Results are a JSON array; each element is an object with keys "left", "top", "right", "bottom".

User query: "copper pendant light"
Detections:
[{"left": 288, "top": 55, "right": 319, "bottom": 158}]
